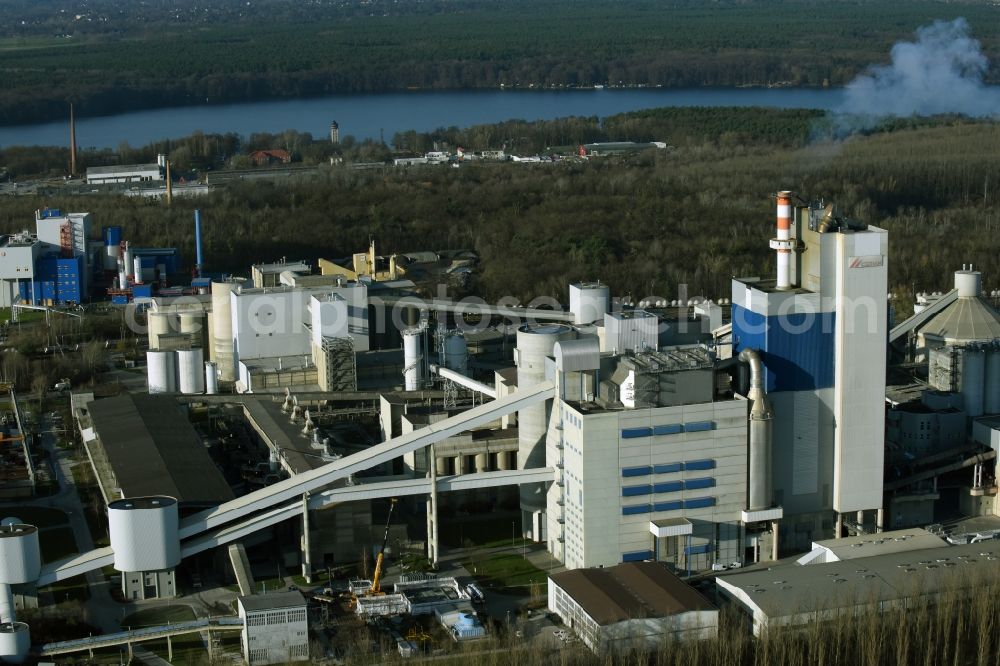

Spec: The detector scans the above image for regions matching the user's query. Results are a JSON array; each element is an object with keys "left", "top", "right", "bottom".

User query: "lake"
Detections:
[{"left": 0, "top": 87, "right": 847, "bottom": 150}]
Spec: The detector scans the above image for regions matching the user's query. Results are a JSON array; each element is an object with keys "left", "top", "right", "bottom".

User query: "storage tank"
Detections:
[
  {"left": 147, "top": 312, "right": 177, "bottom": 350},
  {"left": 402, "top": 328, "right": 425, "bottom": 391},
  {"left": 123, "top": 243, "right": 134, "bottom": 280},
  {"left": 0, "top": 524, "right": 40, "bottom": 584},
  {"left": 569, "top": 282, "right": 611, "bottom": 325},
  {"left": 441, "top": 331, "right": 468, "bottom": 376},
  {"left": 179, "top": 310, "right": 209, "bottom": 350},
  {"left": 146, "top": 350, "right": 178, "bottom": 394},
  {"left": 177, "top": 347, "right": 206, "bottom": 394},
  {"left": 205, "top": 361, "right": 219, "bottom": 395},
  {"left": 108, "top": 496, "right": 180, "bottom": 572},
  {"left": 516, "top": 323, "right": 576, "bottom": 539},
  {"left": 133, "top": 256, "right": 144, "bottom": 284},
  {"left": 0, "top": 622, "right": 30, "bottom": 663},
  {"left": 985, "top": 342, "right": 1000, "bottom": 414},
  {"left": 961, "top": 344, "right": 986, "bottom": 418},
  {"left": 211, "top": 281, "right": 240, "bottom": 381},
  {"left": 103, "top": 225, "right": 122, "bottom": 271}
]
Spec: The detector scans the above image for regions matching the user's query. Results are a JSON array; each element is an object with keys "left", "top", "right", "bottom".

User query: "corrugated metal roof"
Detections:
[
  {"left": 550, "top": 561, "right": 714, "bottom": 626},
  {"left": 921, "top": 296, "right": 1000, "bottom": 343},
  {"left": 238, "top": 590, "right": 305, "bottom": 611}
]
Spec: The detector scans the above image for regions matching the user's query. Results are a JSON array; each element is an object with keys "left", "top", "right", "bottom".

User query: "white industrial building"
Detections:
[
  {"left": 86, "top": 163, "right": 164, "bottom": 186},
  {"left": 0, "top": 233, "right": 41, "bottom": 307},
  {"left": 548, "top": 562, "right": 717, "bottom": 654},
  {"left": 237, "top": 591, "right": 309, "bottom": 665}
]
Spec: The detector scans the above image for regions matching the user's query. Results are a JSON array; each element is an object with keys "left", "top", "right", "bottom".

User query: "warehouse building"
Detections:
[
  {"left": 548, "top": 562, "right": 717, "bottom": 654},
  {"left": 237, "top": 591, "right": 309, "bottom": 665}
]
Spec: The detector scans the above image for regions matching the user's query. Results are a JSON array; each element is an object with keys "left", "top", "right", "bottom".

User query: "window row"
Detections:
[
  {"left": 621, "top": 459, "right": 716, "bottom": 478},
  {"left": 622, "top": 477, "right": 716, "bottom": 497},
  {"left": 621, "top": 496, "right": 716, "bottom": 515},
  {"left": 621, "top": 421, "right": 715, "bottom": 439}
]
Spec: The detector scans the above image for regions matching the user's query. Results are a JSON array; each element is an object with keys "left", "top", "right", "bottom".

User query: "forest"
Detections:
[
  {"left": 0, "top": 107, "right": 998, "bottom": 316},
  {"left": 2, "top": 0, "right": 1000, "bottom": 125}
]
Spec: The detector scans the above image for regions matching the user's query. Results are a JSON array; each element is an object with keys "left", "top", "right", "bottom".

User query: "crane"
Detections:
[{"left": 369, "top": 497, "right": 397, "bottom": 596}]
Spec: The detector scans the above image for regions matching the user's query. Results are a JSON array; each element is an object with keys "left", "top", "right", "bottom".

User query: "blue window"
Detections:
[
  {"left": 622, "top": 504, "right": 651, "bottom": 516},
  {"left": 652, "top": 481, "right": 683, "bottom": 494},
  {"left": 685, "top": 459, "right": 716, "bottom": 471},
  {"left": 622, "top": 550, "right": 654, "bottom": 562},
  {"left": 621, "top": 427, "right": 652, "bottom": 439},
  {"left": 684, "top": 478, "right": 716, "bottom": 490},
  {"left": 653, "top": 500, "right": 683, "bottom": 512},
  {"left": 652, "top": 424, "right": 683, "bottom": 435},
  {"left": 684, "top": 543, "right": 713, "bottom": 555},
  {"left": 654, "top": 463, "right": 683, "bottom": 474},
  {"left": 684, "top": 421, "right": 715, "bottom": 432},
  {"left": 622, "top": 485, "right": 652, "bottom": 497},
  {"left": 683, "top": 497, "right": 717, "bottom": 509},
  {"left": 621, "top": 466, "right": 652, "bottom": 478}
]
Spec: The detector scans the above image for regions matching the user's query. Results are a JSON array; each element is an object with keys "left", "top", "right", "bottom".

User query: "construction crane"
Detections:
[{"left": 369, "top": 497, "right": 397, "bottom": 595}]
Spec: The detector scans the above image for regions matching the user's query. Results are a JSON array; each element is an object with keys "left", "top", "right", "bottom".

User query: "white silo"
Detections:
[
  {"left": 516, "top": 323, "right": 576, "bottom": 541},
  {"left": 211, "top": 281, "right": 240, "bottom": 382},
  {"left": 0, "top": 623, "right": 30, "bottom": 664},
  {"left": 569, "top": 282, "right": 611, "bottom": 325},
  {"left": 179, "top": 310, "right": 209, "bottom": 350},
  {"left": 205, "top": 361, "right": 219, "bottom": 395},
  {"left": 441, "top": 331, "right": 469, "bottom": 376},
  {"left": 146, "top": 350, "right": 178, "bottom": 394},
  {"left": 133, "top": 256, "right": 144, "bottom": 284},
  {"left": 985, "top": 342, "right": 1000, "bottom": 414},
  {"left": 123, "top": 243, "right": 134, "bottom": 280},
  {"left": 147, "top": 311, "right": 177, "bottom": 350},
  {"left": 177, "top": 347, "right": 206, "bottom": 394},
  {"left": 402, "top": 328, "right": 425, "bottom": 391},
  {"left": 108, "top": 496, "right": 180, "bottom": 573},
  {"left": 0, "top": 524, "right": 40, "bottom": 586},
  {"left": 962, "top": 344, "right": 986, "bottom": 418}
]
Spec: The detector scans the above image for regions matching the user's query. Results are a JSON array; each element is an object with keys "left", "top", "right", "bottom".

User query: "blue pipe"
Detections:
[{"left": 194, "top": 209, "right": 204, "bottom": 276}]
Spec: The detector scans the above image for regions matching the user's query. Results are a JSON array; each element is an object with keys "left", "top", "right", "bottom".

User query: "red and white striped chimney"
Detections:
[{"left": 769, "top": 191, "right": 794, "bottom": 290}]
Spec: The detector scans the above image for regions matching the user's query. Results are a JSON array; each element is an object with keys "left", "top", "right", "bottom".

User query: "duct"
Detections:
[
  {"left": 429, "top": 364, "right": 497, "bottom": 398},
  {"left": 740, "top": 348, "right": 773, "bottom": 512},
  {"left": 553, "top": 337, "right": 600, "bottom": 372},
  {"left": 884, "top": 449, "right": 996, "bottom": 492}
]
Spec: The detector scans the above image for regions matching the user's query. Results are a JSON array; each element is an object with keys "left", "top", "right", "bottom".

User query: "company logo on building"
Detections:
[{"left": 849, "top": 255, "right": 883, "bottom": 269}]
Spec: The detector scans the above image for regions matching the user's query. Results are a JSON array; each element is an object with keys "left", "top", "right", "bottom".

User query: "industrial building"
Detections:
[
  {"left": 237, "top": 591, "right": 309, "bottom": 665},
  {"left": 548, "top": 562, "right": 717, "bottom": 654},
  {"left": 85, "top": 156, "right": 166, "bottom": 186},
  {"left": 0, "top": 209, "right": 91, "bottom": 307}
]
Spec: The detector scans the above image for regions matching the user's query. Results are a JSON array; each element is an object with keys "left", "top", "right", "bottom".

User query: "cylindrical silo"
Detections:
[
  {"left": 569, "top": 282, "right": 611, "bottom": 325},
  {"left": 516, "top": 323, "right": 576, "bottom": 540},
  {"left": 103, "top": 226, "right": 122, "bottom": 271},
  {"left": 441, "top": 331, "right": 469, "bottom": 376},
  {"left": 985, "top": 342, "right": 1000, "bottom": 414},
  {"left": 179, "top": 310, "right": 209, "bottom": 351},
  {"left": 0, "top": 622, "right": 30, "bottom": 664},
  {"left": 211, "top": 281, "right": 239, "bottom": 382},
  {"left": 177, "top": 347, "right": 206, "bottom": 394},
  {"left": 108, "top": 496, "right": 180, "bottom": 572},
  {"left": 146, "top": 350, "right": 178, "bottom": 394},
  {"left": 403, "top": 328, "right": 424, "bottom": 391},
  {"left": 0, "top": 524, "right": 40, "bottom": 585},
  {"left": 123, "top": 243, "right": 134, "bottom": 280},
  {"left": 147, "top": 312, "right": 177, "bottom": 350},
  {"left": 961, "top": 344, "right": 986, "bottom": 418},
  {"left": 205, "top": 361, "right": 219, "bottom": 395},
  {"left": 133, "top": 256, "right": 144, "bottom": 284}
]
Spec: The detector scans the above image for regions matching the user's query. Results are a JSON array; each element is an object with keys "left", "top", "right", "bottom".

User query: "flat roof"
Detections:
[
  {"left": 809, "top": 528, "right": 947, "bottom": 561},
  {"left": 550, "top": 561, "right": 714, "bottom": 626},
  {"left": 238, "top": 590, "right": 306, "bottom": 612},
  {"left": 87, "top": 394, "right": 234, "bottom": 504},
  {"left": 87, "top": 164, "right": 161, "bottom": 174}
]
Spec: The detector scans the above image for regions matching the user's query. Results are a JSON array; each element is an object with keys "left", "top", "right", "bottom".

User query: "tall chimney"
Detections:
[
  {"left": 165, "top": 160, "right": 172, "bottom": 205},
  {"left": 69, "top": 103, "right": 77, "bottom": 177},
  {"left": 769, "top": 191, "right": 794, "bottom": 290},
  {"left": 194, "top": 209, "right": 204, "bottom": 277}
]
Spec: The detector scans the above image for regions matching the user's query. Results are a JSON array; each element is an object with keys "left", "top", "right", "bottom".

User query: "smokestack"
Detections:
[
  {"left": 165, "top": 160, "right": 172, "bottom": 205},
  {"left": 69, "top": 103, "right": 77, "bottom": 178},
  {"left": 769, "top": 191, "right": 794, "bottom": 290},
  {"left": 194, "top": 209, "right": 204, "bottom": 278}
]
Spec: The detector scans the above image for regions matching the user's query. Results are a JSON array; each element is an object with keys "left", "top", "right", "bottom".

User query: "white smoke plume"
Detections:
[{"left": 831, "top": 18, "right": 999, "bottom": 133}]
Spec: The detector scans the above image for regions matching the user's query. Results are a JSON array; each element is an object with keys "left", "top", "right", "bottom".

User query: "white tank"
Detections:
[
  {"left": 133, "top": 256, "right": 144, "bottom": 284},
  {"left": 123, "top": 244, "right": 134, "bottom": 279},
  {"left": 147, "top": 312, "right": 177, "bottom": 349},
  {"left": 441, "top": 331, "right": 468, "bottom": 376},
  {"left": 955, "top": 270, "right": 982, "bottom": 298},
  {"left": 962, "top": 344, "right": 986, "bottom": 418},
  {"left": 0, "top": 622, "right": 30, "bottom": 664},
  {"left": 205, "top": 361, "right": 219, "bottom": 395},
  {"left": 516, "top": 323, "right": 576, "bottom": 532},
  {"left": 179, "top": 310, "right": 208, "bottom": 350},
  {"left": 108, "top": 496, "right": 180, "bottom": 572},
  {"left": 146, "top": 350, "right": 178, "bottom": 394},
  {"left": 211, "top": 281, "right": 240, "bottom": 382},
  {"left": 569, "top": 282, "right": 611, "bottom": 325},
  {"left": 403, "top": 328, "right": 424, "bottom": 391},
  {"left": 177, "top": 347, "right": 206, "bottom": 394},
  {"left": 0, "top": 525, "right": 39, "bottom": 584},
  {"left": 103, "top": 245, "right": 117, "bottom": 271},
  {"left": 985, "top": 343, "right": 1000, "bottom": 415},
  {"left": 118, "top": 267, "right": 128, "bottom": 290}
]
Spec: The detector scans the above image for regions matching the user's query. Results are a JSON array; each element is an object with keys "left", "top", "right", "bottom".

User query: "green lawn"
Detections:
[
  {"left": 39, "top": 526, "right": 77, "bottom": 563},
  {"left": 122, "top": 605, "right": 196, "bottom": 628},
  {"left": 462, "top": 552, "right": 548, "bottom": 588},
  {"left": 0, "top": 505, "right": 68, "bottom": 528}
]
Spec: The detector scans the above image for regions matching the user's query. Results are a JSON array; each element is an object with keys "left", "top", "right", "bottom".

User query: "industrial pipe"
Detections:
[
  {"left": 429, "top": 364, "right": 497, "bottom": 398},
  {"left": 769, "top": 191, "right": 795, "bottom": 290},
  {"left": 0, "top": 584, "right": 13, "bottom": 624},
  {"left": 194, "top": 209, "right": 204, "bottom": 278},
  {"left": 740, "top": 348, "right": 773, "bottom": 511}
]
